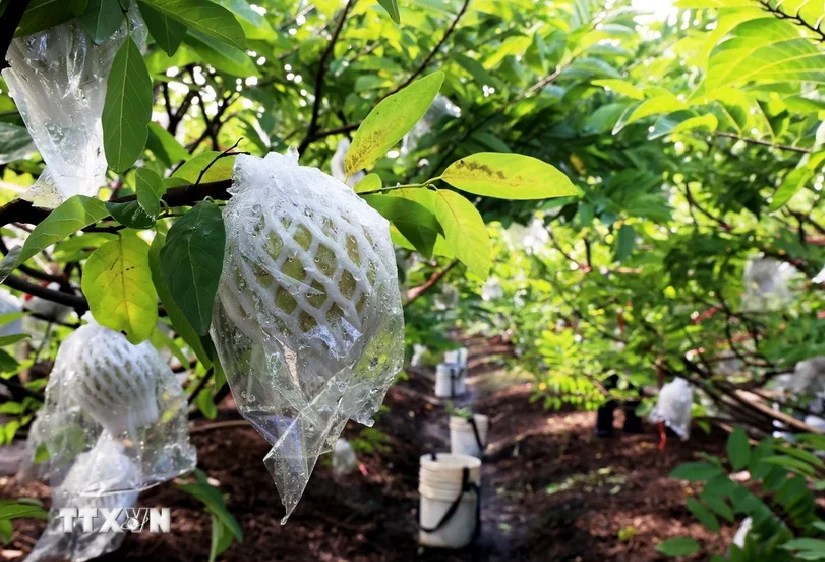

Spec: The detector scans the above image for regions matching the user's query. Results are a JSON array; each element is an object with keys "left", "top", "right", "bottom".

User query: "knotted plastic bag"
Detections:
[
  {"left": 21, "top": 313, "right": 196, "bottom": 491},
  {"left": 26, "top": 434, "right": 138, "bottom": 562},
  {"left": 649, "top": 377, "right": 693, "bottom": 441},
  {"left": 212, "top": 151, "right": 404, "bottom": 522},
  {"left": 2, "top": 6, "right": 145, "bottom": 206},
  {"left": 401, "top": 94, "right": 461, "bottom": 156}
]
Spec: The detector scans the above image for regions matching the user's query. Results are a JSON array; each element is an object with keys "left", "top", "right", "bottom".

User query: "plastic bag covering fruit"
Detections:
[
  {"left": 0, "top": 288, "right": 22, "bottom": 338},
  {"left": 26, "top": 434, "right": 139, "bottom": 562},
  {"left": 649, "top": 377, "right": 693, "bottom": 440},
  {"left": 212, "top": 151, "right": 404, "bottom": 522},
  {"left": 21, "top": 313, "right": 196, "bottom": 493},
  {"left": 401, "top": 94, "right": 461, "bottom": 156},
  {"left": 741, "top": 257, "right": 797, "bottom": 311},
  {"left": 331, "top": 138, "right": 365, "bottom": 187},
  {"left": 2, "top": 6, "right": 146, "bottom": 206}
]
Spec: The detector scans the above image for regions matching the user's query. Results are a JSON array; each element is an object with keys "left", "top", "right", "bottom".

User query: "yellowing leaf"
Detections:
[
  {"left": 81, "top": 235, "right": 159, "bottom": 344},
  {"left": 173, "top": 152, "right": 237, "bottom": 183},
  {"left": 441, "top": 153, "right": 577, "bottom": 200},
  {"left": 592, "top": 79, "right": 644, "bottom": 100},
  {"left": 345, "top": 72, "right": 444, "bottom": 175}
]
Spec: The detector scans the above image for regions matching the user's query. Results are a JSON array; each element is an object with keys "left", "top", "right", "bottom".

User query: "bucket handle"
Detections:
[
  {"left": 449, "top": 367, "right": 462, "bottom": 397},
  {"left": 419, "top": 466, "right": 481, "bottom": 541},
  {"left": 468, "top": 416, "right": 486, "bottom": 453}
]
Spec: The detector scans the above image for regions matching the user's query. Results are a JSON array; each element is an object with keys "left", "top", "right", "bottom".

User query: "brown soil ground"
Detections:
[{"left": 1, "top": 336, "right": 734, "bottom": 561}]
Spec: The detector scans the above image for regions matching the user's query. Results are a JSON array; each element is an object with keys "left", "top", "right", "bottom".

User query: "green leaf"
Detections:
[
  {"left": 196, "top": 388, "right": 218, "bottom": 420},
  {"left": 354, "top": 173, "right": 381, "bottom": 194},
  {"left": 0, "top": 123, "right": 36, "bottom": 165},
  {"left": 687, "top": 498, "right": 720, "bottom": 532},
  {"left": 707, "top": 17, "right": 825, "bottom": 93},
  {"left": 656, "top": 537, "right": 701, "bottom": 557},
  {"left": 160, "top": 202, "right": 226, "bottom": 335},
  {"left": 0, "top": 503, "right": 48, "bottom": 521},
  {"left": 178, "top": 474, "right": 242, "bottom": 543},
  {"left": 727, "top": 427, "right": 752, "bottom": 470},
  {"left": 345, "top": 72, "right": 444, "bottom": 175},
  {"left": 16, "top": 0, "right": 88, "bottom": 37},
  {"left": 592, "top": 79, "right": 644, "bottom": 100},
  {"left": 106, "top": 200, "right": 156, "bottom": 229},
  {"left": 137, "top": 1, "right": 187, "bottom": 56},
  {"left": 647, "top": 111, "right": 718, "bottom": 140},
  {"left": 669, "top": 461, "right": 724, "bottom": 481},
  {"left": 760, "top": 455, "right": 817, "bottom": 477},
  {"left": 769, "top": 152, "right": 825, "bottom": 211},
  {"left": 184, "top": 30, "right": 259, "bottom": 77},
  {"left": 362, "top": 194, "right": 444, "bottom": 259},
  {"left": 81, "top": 235, "right": 159, "bottom": 344},
  {"left": 0, "top": 334, "right": 30, "bottom": 346},
  {"left": 441, "top": 153, "right": 577, "bottom": 200},
  {"left": 614, "top": 224, "right": 636, "bottom": 262},
  {"left": 209, "top": 515, "right": 235, "bottom": 562},
  {"left": 394, "top": 187, "right": 491, "bottom": 278},
  {"left": 79, "top": 0, "right": 124, "bottom": 44},
  {"left": 149, "top": 232, "right": 211, "bottom": 367},
  {"left": 135, "top": 168, "right": 167, "bottom": 219},
  {"left": 215, "top": 0, "right": 276, "bottom": 40},
  {"left": 172, "top": 152, "right": 236, "bottom": 183},
  {"left": 0, "top": 519, "right": 12, "bottom": 544},
  {"left": 0, "top": 195, "right": 109, "bottom": 283},
  {"left": 103, "top": 36, "right": 154, "bottom": 173},
  {"left": 783, "top": 538, "right": 825, "bottom": 552},
  {"left": 146, "top": 122, "right": 191, "bottom": 167},
  {"left": 139, "top": 0, "right": 245, "bottom": 50},
  {"left": 377, "top": 0, "right": 400, "bottom": 23}
]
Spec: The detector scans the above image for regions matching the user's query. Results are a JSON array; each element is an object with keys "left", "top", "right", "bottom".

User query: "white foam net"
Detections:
[
  {"left": 1, "top": 6, "right": 145, "bottom": 206},
  {"left": 212, "top": 151, "right": 404, "bottom": 522},
  {"left": 649, "top": 377, "right": 694, "bottom": 441}
]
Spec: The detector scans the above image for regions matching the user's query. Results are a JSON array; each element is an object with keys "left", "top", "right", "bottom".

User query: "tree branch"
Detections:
[
  {"left": 0, "top": 179, "right": 234, "bottom": 229},
  {"left": 714, "top": 130, "right": 813, "bottom": 154},
  {"left": 404, "top": 260, "right": 458, "bottom": 306},
  {"left": 3, "top": 274, "right": 87, "bottom": 310},
  {"left": 297, "top": 0, "right": 358, "bottom": 155},
  {"left": 0, "top": 0, "right": 33, "bottom": 70}
]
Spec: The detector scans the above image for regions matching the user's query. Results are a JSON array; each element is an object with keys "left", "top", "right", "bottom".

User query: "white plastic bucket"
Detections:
[
  {"left": 450, "top": 415, "right": 489, "bottom": 458},
  {"left": 443, "top": 347, "right": 469, "bottom": 367},
  {"left": 419, "top": 453, "right": 481, "bottom": 548},
  {"left": 435, "top": 363, "right": 465, "bottom": 398}
]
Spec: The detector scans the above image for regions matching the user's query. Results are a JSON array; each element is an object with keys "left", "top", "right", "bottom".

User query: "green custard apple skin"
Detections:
[{"left": 211, "top": 150, "right": 405, "bottom": 522}]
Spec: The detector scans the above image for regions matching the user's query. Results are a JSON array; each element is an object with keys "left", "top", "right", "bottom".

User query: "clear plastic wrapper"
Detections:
[
  {"left": 649, "top": 377, "right": 693, "bottom": 441},
  {"left": 741, "top": 257, "right": 797, "bottom": 311},
  {"left": 212, "top": 151, "right": 404, "bottom": 522},
  {"left": 26, "top": 434, "right": 139, "bottom": 562},
  {"left": 401, "top": 94, "right": 461, "bottom": 156},
  {"left": 0, "top": 288, "right": 22, "bottom": 337},
  {"left": 330, "top": 138, "right": 365, "bottom": 187},
  {"left": 2, "top": 6, "right": 146, "bottom": 206},
  {"left": 20, "top": 313, "right": 196, "bottom": 491}
]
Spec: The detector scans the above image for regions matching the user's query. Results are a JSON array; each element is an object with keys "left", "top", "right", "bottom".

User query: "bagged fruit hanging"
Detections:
[
  {"left": 2, "top": 5, "right": 145, "bottom": 206},
  {"left": 212, "top": 150, "right": 405, "bottom": 522},
  {"left": 649, "top": 377, "right": 694, "bottom": 447},
  {"left": 21, "top": 313, "right": 196, "bottom": 490}
]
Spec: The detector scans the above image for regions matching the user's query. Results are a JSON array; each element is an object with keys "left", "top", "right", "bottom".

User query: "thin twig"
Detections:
[
  {"left": 714, "top": 130, "right": 813, "bottom": 154},
  {"left": 195, "top": 138, "right": 243, "bottom": 185},
  {"left": 297, "top": 0, "right": 358, "bottom": 155}
]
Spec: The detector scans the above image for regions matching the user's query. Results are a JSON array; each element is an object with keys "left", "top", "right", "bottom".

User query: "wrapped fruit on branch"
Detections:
[
  {"left": 649, "top": 377, "right": 694, "bottom": 449},
  {"left": 1, "top": 5, "right": 145, "bottom": 206},
  {"left": 20, "top": 313, "right": 195, "bottom": 492},
  {"left": 212, "top": 150, "right": 405, "bottom": 522},
  {"left": 26, "top": 435, "right": 139, "bottom": 562}
]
